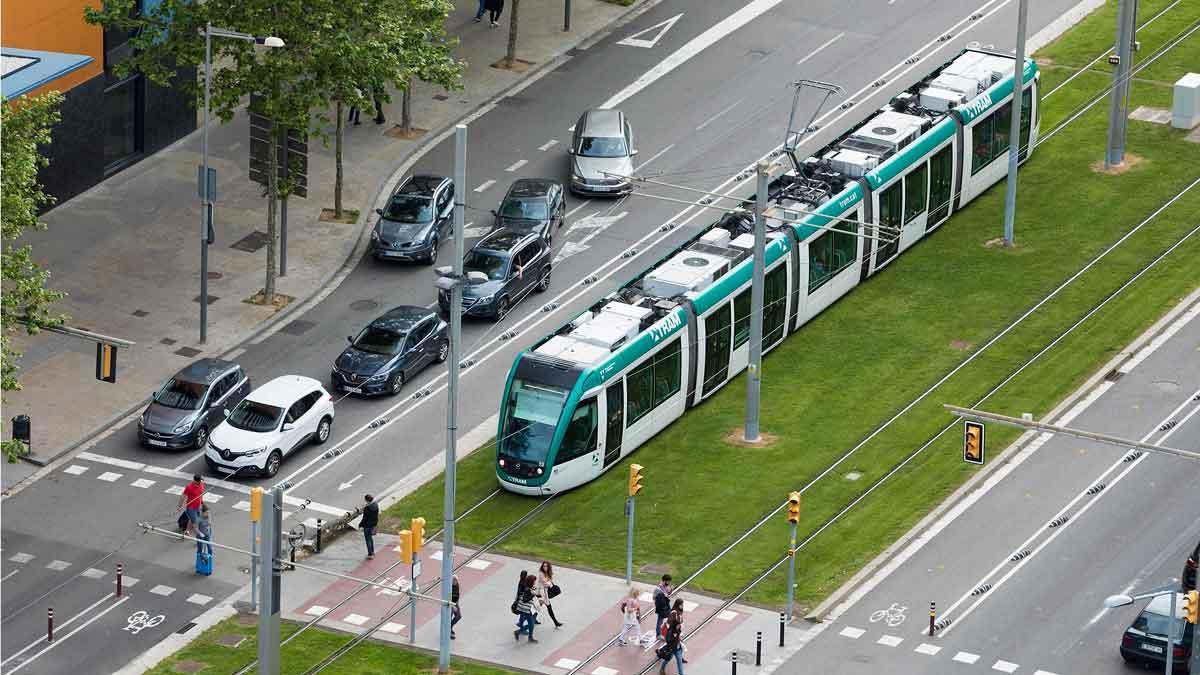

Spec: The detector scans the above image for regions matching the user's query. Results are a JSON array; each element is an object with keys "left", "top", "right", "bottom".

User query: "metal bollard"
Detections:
[
  {"left": 731, "top": 650, "right": 737, "bottom": 675},
  {"left": 316, "top": 519, "right": 323, "bottom": 553},
  {"left": 929, "top": 602, "right": 936, "bottom": 636},
  {"left": 756, "top": 631, "right": 762, "bottom": 666},
  {"left": 116, "top": 563, "right": 123, "bottom": 597},
  {"left": 47, "top": 608, "right": 53, "bottom": 642},
  {"left": 779, "top": 612, "right": 785, "bottom": 647}
]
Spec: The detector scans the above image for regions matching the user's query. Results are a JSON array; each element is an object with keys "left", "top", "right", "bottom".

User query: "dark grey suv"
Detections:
[
  {"left": 438, "top": 229, "right": 551, "bottom": 321},
  {"left": 372, "top": 174, "right": 454, "bottom": 265},
  {"left": 491, "top": 179, "right": 565, "bottom": 245},
  {"left": 331, "top": 306, "right": 450, "bottom": 396},
  {"left": 138, "top": 359, "right": 250, "bottom": 450}
]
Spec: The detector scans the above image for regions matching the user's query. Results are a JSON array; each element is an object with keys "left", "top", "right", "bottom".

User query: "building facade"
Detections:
[{"left": 2, "top": 0, "right": 194, "bottom": 204}]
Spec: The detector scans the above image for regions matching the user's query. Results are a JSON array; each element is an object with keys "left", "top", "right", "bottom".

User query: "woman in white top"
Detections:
[
  {"left": 537, "top": 560, "right": 564, "bottom": 628},
  {"left": 617, "top": 588, "right": 643, "bottom": 645}
]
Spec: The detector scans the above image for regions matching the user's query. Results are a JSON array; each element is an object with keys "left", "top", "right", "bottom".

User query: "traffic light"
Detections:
[
  {"left": 398, "top": 529, "right": 413, "bottom": 564},
  {"left": 963, "top": 421, "right": 985, "bottom": 465},
  {"left": 1185, "top": 590, "right": 1199, "bottom": 624},
  {"left": 250, "top": 487, "right": 263, "bottom": 523},
  {"left": 410, "top": 517, "right": 426, "bottom": 554},
  {"left": 95, "top": 343, "right": 117, "bottom": 383},
  {"left": 786, "top": 491, "right": 801, "bottom": 524},
  {"left": 628, "top": 464, "right": 644, "bottom": 497}
]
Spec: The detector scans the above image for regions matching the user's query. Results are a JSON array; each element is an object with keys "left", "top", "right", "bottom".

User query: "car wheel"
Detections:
[
  {"left": 535, "top": 268, "right": 551, "bottom": 293},
  {"left": 389, "top": 372, "right": 405, "bottom": 396},
  {"left": 264, "top": 450, "right": 283, "bottom": 478},
  {"left": 436, "top": 339, "right": 450, "bottom": 363},
  {"left": 193, "top": 426, "right": 209, "bottom": 451},
  {"left": 426, "top": 238, "right": 439, "bottom": 266},
  {"left": 315, "top": 416, "right": 333, "bottom": 444},
  {"left": 495, "top": 296, "right": 511, "bottom": 322}
]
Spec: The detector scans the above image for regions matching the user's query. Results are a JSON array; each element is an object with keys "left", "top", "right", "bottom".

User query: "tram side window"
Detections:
[
  {"left": 875, "top": 182, "right": 901, "bottom": 266},
  {"left": 808, "top": 221, "right": 857, "bottom": 293},
  {"left": 1019, "top": 87, "right": 1033, "bottom": 161},
  {"left": 904, "top": 163, "right": 928, "bottom": 224},
  {"left": 557, "top": 398, "right": 597, "bottom": 462},
  {"left": 971, "top": 99, "right": 1018, "bottom": 175},
  {"left": 732, "top": 289, "right": 751, "bottom": 348},
  {"left": 627, "top": 338, "right": 682, "bottom": 424},
  {"left": 702, "top": 303, "right": 732, "bottom": 395},
  {"left": 763, "top": 265, "right": 788, "bottom": 347},
  {"left": 928, "top": 146, "right": 953, "bottom": 225}
]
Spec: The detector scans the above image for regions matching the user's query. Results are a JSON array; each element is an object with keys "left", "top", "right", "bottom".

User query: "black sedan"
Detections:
[
  {"left": 1119, "top": 592, "right": 1194, "bottom": 672},
  {"left": 371, "top": 174, "right": 454, "bottom": 265},
  {"left": 490, "top": 178, "right": 565, "bottom": 245},
  {"left": 331, "top": 306, "right": 449, "bottom": 396}
]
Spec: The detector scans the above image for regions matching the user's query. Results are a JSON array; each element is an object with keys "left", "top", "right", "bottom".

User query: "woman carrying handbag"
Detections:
[{"left": 537, "top": 560, "right": 564, "bottom": 628}]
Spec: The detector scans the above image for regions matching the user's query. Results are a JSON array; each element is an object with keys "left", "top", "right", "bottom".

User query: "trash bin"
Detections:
[{"left": 11, "top": 415, "right": 30, "bottom": 443}]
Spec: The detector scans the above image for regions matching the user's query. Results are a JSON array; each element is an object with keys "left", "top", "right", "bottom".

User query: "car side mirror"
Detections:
[
  {"left": 631, "top": 149, "right": 640, "bottom": 156},
  {"left": 466, "top": 271, "right": 489, "bottom": 285},
  {"left": 223, "top": 408, "right": 230, "bottom": 417},
  {"left": 566, "top": 148, "right": 575, "bottom": 155},
  {"left": 375, "top": 208, "right": 384, "bottom": 216},
  {"left": 282, "top": 423, "right": 295, "bottom": 432},
  {"left": 347, "top": 335, "right": 354, "bottom": 343}
]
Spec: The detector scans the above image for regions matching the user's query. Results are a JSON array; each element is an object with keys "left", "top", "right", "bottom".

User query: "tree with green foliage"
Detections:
[{"left": 1, "top": 93, "right": 68, "bottom": 462}]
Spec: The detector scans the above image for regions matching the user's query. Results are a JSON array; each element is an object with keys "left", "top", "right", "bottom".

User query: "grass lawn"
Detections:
[
  {"left": 384, "top": 0, "right": 1200, "bottom": 611},
  {"left": 146, "top": 616, "right": 518, "bottom": 675}
]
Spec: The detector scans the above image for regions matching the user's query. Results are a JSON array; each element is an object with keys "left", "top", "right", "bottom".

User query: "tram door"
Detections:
[{"left": 604, "top": 382, "right": 624, "bottom": 467}]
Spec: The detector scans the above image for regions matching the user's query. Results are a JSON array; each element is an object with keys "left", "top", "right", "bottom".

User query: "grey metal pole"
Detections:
[
  {"left": 280, "top": 130, "right": 288, "bottom": 277},
  {"left": 410, "top": 556, "right": 419, "bottom": 644},
  {"left": 1165, "top": 590, "right": 1176, "bottom": 675},
  {"left": 625, "top": 496, "right": 634, "bottom": 584},
  {"left": 200, "top": 24, "right": 212, "bottom": 344},
  {"left": 1191, "top": 592, "right": 1200, "bottom": 673},
  {"left": 786, "top": 521, "right": 797, "bottom": 621},
  {"left": 564, "top": 0, "right": 571, "bottom": 31},
  {"left": 743, "top": 162, "right": 769, "bottom": 442},
  {"left": 1001, "top": 0, "right": 1028, "bottom": 248},
  {"left": 258, "top": 488, "right": 282, "bottom": 675},
  {"left": 1105, "top": 0, "right": 1137, "bottom": 169},
  {"left": 438, "top": 124, "right": 467, "bottom": 673},
  {"left": 250, "top": 520, "right": 258, "bottom": 612}
]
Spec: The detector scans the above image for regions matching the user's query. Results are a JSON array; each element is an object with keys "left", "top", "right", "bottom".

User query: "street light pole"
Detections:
[
  {"left": 1001, "top": 0, "right": 1028, "bottom": 248},
  {"left": 743, "top": 161, "right": 769, "bottom": 442}
]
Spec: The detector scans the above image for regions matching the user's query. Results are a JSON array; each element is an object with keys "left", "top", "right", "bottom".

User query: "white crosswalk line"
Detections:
[
  {"left": 80, "top": 568, "right": 107, "bottom": 579},
  {"left": 914, "top": 643, "right": 941, "bottom": 655},
  {"left": 97, "top": 471, "right": 122, "bottom": 482},
  {"left": 233, "top": 501, "right": 251, "bottom": 512},
  {"left": 380, "top": 621, "right": 405, "bottom": 634},
  {"left": 164, "top": 485, "right": 184, "bottom": 496},
  {"left": 1032, "top": 670, "right": 1060, "bottom": 675},
  {"left": 342, "top": 613, "right": 370, "bottom": 626},
  {"left": 9, "top": 553, "right": 35, "bottom": 564},
  {"left": 555, "top": 658, "right": 580, "bottom": 669},
  {"left": 592, "top": 667, "right": 619, "bottom": 675},
  {"left": 716, "top": 610, "right": 739, "bottom": 621},
  {"left": 63, "top": 465, "right": 89, "bottom": 476},
  {"left": 186, "top": 593, "right": 213, "bottom": 605},
  {"left": 505, "top": 159, "right": 528, "bottom": 172},
  {"left": 131, "top": 478, "right": 156, "bottom": 488},
  {"left": 838, "top": 626, "right": 865, "bottom": 639},
  {"left": 466, "top": 559, "right": 491, "bottom": 570},
  {"left": 305, "top": 606, "right": 330, "bottom": 616},
  {"left": 953, "top": 652, "right": 981, "bottom": 664},
  {"left": 122, "top": 576, "right": 140, "bottom": 587},
  {"left": 149, "top": 584, "right": 175, "bottom": 596},
  {"left": 474, "top": 179, "right": 496, "bottom": 193},
  {"left": 992, "top": 660, "right": 1019, "bottom": 673},
  {"left": 204, "top": 493, "right": 223, "bottom": 503},
  {"left": 46, "top": 560, "right": 71, "bottom": 571},
  {"left": 538, "top": 139, "right": 559, "bottom": 151},
  {"left": 877, "top": 634, "right": 903, "bottom": 647}
]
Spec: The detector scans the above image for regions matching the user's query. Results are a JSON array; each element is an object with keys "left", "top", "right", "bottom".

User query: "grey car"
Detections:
[
  {"left": 138, "top": 358, "right": 251, "bottom": 451},
  {"left": 331, "top": 306, "right": 450, "bottom": 396},
  {"left": 568, "top": 109, "right": 637, "bottom": 196},
  {"left": 438, "top": 229, "right": 551, "bottom": 321},
  {"left": 371, "top": 174, "right": 454, "bottom": 265},
  {"left": 491, "top": 178, "right": 566, "bottom": 245}
]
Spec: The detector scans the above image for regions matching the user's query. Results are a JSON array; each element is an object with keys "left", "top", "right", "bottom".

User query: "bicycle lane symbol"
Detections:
[
  {"left": 869, "top": 603, "right": 908, "bottom": 628},
  {"left": 124, "top": 610, "right": 166, "bottom": 635}
]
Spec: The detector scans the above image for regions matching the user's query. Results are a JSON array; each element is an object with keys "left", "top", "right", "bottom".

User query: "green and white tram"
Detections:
[{"left": 496, "top": 49, "right": 1040, "bottom": 494}]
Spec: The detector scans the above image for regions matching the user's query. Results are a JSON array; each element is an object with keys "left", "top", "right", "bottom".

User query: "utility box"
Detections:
[{"left": 1173, "top": 73, "right": 1200, "bottom": 130}]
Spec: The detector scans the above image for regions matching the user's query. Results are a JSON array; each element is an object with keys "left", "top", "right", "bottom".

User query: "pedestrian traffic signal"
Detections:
[
  {"left": 410, "top": 517, "right": 426, "bottom": 553},
  {"left": 250, "top": 487, "right": 263, "bottom": 523},
  {"left": 398, "top": 529, "right": 413, "bottom": 564},
  {"left": 628, "top": 464, "right": 644, "bottom": 497},
  {"left": 95, "top": 343, "right": 118, "bottom": 383},
  {"left": 963, "top": 421, "right": 985, "bottom": 465},
  {"left": 1185, "top": 590, "right": 1199, "bottom": 624},
  {"left": 786, "top": 491, "right": 801, "bottom": 524}
]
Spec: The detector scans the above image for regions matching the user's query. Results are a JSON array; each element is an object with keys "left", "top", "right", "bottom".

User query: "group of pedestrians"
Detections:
[
  {"left": 473, "top": 0, "right": 505, "bottom": 27},
  {"left": 176, "top": 474, "right": 213, "bottom": 576},
  {"left": 616, "top": 575, "right": 687, "bottom": 675},
  {"left": 512, "top": 562, "right": 564, "bottom": 643}
]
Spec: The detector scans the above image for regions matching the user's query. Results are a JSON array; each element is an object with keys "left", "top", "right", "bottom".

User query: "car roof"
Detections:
[
  {"left": 580, "top": 109, "right": 624, "bottom": 137},
  {"left": 398, "top": 174, "right": 448, "bottom": 196},
  {"left": 247, "top": 375, "right": 324, "bottom": 406},
  {"left": 175, "top": 358, "right": 239, "bottom": 385},
  {"left": 371, "top": 305, "right": 434, "bottom": 332},
  {"left": 506, "top": 179, "right": 557, "bottom": 199},
  {"left": 476, "top": 228, "right": 535, "bottom": 253},
  {"left": 1144, "top": 593, "right": 1187, "bottom": 618}
]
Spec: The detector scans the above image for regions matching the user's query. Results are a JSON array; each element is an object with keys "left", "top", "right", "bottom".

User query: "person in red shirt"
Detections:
[{"left": 177, "top": 474, "right": 205, "bottom": 538}]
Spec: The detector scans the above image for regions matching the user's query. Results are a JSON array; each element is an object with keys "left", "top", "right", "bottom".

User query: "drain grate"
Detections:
[
  {"left": 1104, "top": 368, "right": 1124, "bottom": 382},
  {"left": 282, "top": 319, "right": 316, "bottom": 336},
  {"left": 176, "top": 622, "right": 197, "bottom": 635},
  {"left": 230, "top": 231, "right": 270, "bottom": 253},
  {"left": 174, "top": 346, "right": 202, "bottom": 358},
  {"left": 432, "top": 94, "right": 449, "bottom": 101}
]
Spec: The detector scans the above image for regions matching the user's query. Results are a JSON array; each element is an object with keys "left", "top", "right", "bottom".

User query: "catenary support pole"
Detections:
[
  {"left": 250, "top": 519, "right": 258, "bottom": 612},
  {"left": 743, "top": 162, "right": 769, "bottom": 442},
  {"left": 1001, "top": 0, "right": 1028, "bottom": 248},
  {"left": 258, "top": 487, "right": 283, "bottom": 675},
  {"left": 438, "top": 124, "right": 467, "bottom": 673},
  {"left": 1105, "top": 0, "right": 1137, "bottom": 168},
  {"left": 200, "top": 24, "right": 212, "bottom": 344}
]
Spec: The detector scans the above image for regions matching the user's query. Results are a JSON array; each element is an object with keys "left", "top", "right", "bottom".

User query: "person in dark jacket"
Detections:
[
  {"left": 484, "top": 0, "right": 504, "bottom": 27},
  {"left": 653, "top": 574, "right": 673, "bottom": 639},
  {"left": 360, "top": 494, "right": 379, "bottom": 559},
  {"left": 656, "top": 605, "right": 684, "bottom": 675},
  {"left": 514, "top": 573, "right": 538, "bottom": 642},
  {"left": 451, "top": 575, "right": 462, "bottom": 639}
]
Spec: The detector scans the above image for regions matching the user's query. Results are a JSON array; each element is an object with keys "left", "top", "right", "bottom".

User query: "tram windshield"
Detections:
[{"left": 500, "top": 379, "right": 569, "bottom": 464}]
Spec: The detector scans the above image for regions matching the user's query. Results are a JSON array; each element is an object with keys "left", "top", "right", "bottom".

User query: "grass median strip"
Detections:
[{"left": 384, "top": 0, "right": 1200, "bottom": 610}]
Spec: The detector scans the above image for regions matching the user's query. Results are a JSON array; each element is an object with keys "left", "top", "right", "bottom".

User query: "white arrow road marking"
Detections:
[
  {"left": 617, "top": 13, "right": 684, "bottom": 48},
  {"left": 555, "top": 211, "right": 628, "bottom": 264},
  {"left": 338, "top": 474, "right": 364, "bottom": 491}
]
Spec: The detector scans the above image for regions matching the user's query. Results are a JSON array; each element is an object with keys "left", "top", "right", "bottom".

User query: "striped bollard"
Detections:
[
  {"left": 928, "top": 602, "right": 936, "bottom": 636},
  {"left": 755, "top": 631, "right": 762, "bottom": 666},
  {"left": 779, "top": 612, "right": 785, "bottom": 647},
  {"left": 731, "top": 650, "right": 737, "bottom": 675},
  {"left": 47, "top": 608, "right": 54, "bottom": 642},
  {"left": 116, "top": 563, "right": 123, "bottom": 597}
]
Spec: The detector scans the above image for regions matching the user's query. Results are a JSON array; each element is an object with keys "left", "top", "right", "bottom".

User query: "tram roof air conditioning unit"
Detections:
[
  {"left": 920, "top": 86, "right": 969, "bottom": 113},
  {"left": 600, "top": 301, "right": 654, "bottom": 323},
  {"left": 848, "top": 111, "right": 926, "bottom": 153},
  {"left": 569, "top": 312, "right": 639, "bottom": 351},
  {"left": 534, "top": 335, "right": 610, "bottom": 366},
  {"left": 642, "top": 250, "right": 729, "bottom": 298},
  {"left": 825, "top": 148, "right": 879, "bottom": 178}
]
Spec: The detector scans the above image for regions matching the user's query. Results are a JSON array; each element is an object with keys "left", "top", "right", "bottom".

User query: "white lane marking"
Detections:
[
  {"left": 796, "top": 32, "right": 845, "bottom": 67},
  {"left": 305, "top": 605, "right": 330, "bottom": 616},
  {"left": 64, "top": 465, "right": 88, "bottom": 476},
  {"left": 993, "top": 661, "right": 1019, "bottom": 673},
  {"left": 205, "top": 493, "right": 223, "bottom": 503},
  {"left": 1119, "top": 301, "right": 1200, "bottom": 373},
  {"left": 186, "top": 593, "right": 213, "bottom": 605},
  {"left": 555, "top": 658, "right": 581, "bottom": 669},
  {"left": 97, "top": 471, "right": 122, "bottom": 482},
  {"left": 225, "top": 347, "right": 247, "bottom": 360},
  {"left": 380, "top": 621, "right": 406, "bottom": 634},
  {"left": 0, "top": 569, "right": 19, "bottom": 582},
  {"left": 6, "top": 597, "right": 130, "bottom": 673},
  {"left": 877, "top": 634, "right": 903, "bottom": 647},
  {"left": 173, "top": 450, "right": 206, "bottom": 472},
  {"left": 602, "top": 0, "right": 781, "bottom": 109},
  {"left": 953, "top": 652, "right": 980, "bottom": 664},
  {"left": 617, "top": 13, "right": 685, "bottom": 48},
  {"left": 149, "top": 584, "right": 175, "bottom": 596},
  {"left": 273, "top": 0, "right": 1011, "bottom": 499},
  {"left": 474, "top": 180, "right": 496, "bottom": 193},
  {"left": 838, "top": 626, "right": 865, "bottom": 639},
  {"left": 696, "top": 99, "right": 743, "bottom": 131},
  {"left": 914, "top": 643, "right": 941, "bottom": 655},
  {"left": 122, "top": 576, "right": 140, "bottom": 587},
  {"left": 80, "top": 568, "right": 107, "bottom": 579},
  {"left": 342, "top": 613, "right": 370, "bottom": 626},
  {"left": 505, "top": 159, "right": 528, "bottom": 173},
  {"left": 131, "top": 478, "right": 156, "bottom": 489},
  {"left": 633, "top": 143, "right": 675, "bottom": 172},
  {"left": 466, "top": 559, "right": 492, "bottom": 570},
  {"left": 538, "top": 139, "right": 559, "bottom": 152},
  {"left": 164, "top": 485, "right": 184, "bottom": 496},
  {"left": 564, "top": 200, "right": 592, "bottom": 218},
  {"left": 0, "top": 594, "right": 117, "bottom": 667},
  {"left": 9, "top": 553, "right": 35, "bottom": 564},
  {"left": 1033, "top": 671, "right": 1061, "bottom": 675},
  {"left": 46, "top": 560, "right": 71, "bottom": 571}
]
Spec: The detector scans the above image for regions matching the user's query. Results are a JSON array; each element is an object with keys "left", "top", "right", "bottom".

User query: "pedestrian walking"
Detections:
[
  {"left": 656, "top": 604, "right": 684, "bottom": 675},
  {"left": 617, "top": 588, "right": 643, "bottom": 646},
  {"left": 653, "top": 574, "right": 673, "bottom": 639},
  {"left": 372, "top": 86, "right": 386, "bottom": 125},
  {"left": 484, "top": 0, "right": 504, "bottom": 27},
  {"left": 450, "top": 575, "right": 462, "bottom": 639},
  {"left": 348, "top": 87, "right": 363, "bottom": 126},
  {"left": 513, "top": 570, "right": 528, "bottom": 629},
  {"left": 537, "top": 560, "right": 564, "bottom": 628},
  {"left": 177, "top": 474, "right": 205, "bottom": 539},
  {"left": 195, "top": 504, "right": 213, "bottom": 576},
  {"left": 473, "top": 0, "right": 486, "bottom": 21},
  {"left": 514, "top": 573, "right": 538, "bottom": 643},
  {"left": 672, "top": 598, "right": 689, "bottom": 663},
  {"left": 360, "top": 494, "right": 379, "bottom": 560}
]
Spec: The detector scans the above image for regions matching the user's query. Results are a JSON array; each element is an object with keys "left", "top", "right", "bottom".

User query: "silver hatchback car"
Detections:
[{"left": 568, "top": 109, "right": 637, "bottom": 196}]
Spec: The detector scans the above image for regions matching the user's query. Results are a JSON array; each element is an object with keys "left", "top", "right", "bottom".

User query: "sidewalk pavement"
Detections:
[
  {"left": 3, "top": 0, "right": 638, "bottom": 490},
  {"left": 282, "top": 530, "right": 807, "bottom": 675}
]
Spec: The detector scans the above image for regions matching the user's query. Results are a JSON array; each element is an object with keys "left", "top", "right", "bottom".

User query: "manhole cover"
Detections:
[
  {"left": 174, "top": 346, "right": 202, "bottom": 358},
  {"left": 230, "top": 231, "right": 270, "bottom": 253},
  {"left": 171, "top": 660, "right": 205, "bottom": 673},
  {"left": 350, "top": 299, "right": 379, "bottom": 312},
  {"left": 214, "top": 633, "right": 246, "bottom": 648},
  {"left": 432, "top": 94, "right": 449, "bottom": 101},
  {"left": 282, "top": 319, "right": 316, "bottom": 336}
]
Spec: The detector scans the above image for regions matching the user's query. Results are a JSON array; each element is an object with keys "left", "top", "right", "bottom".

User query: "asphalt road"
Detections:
[
  {"left": 1, "top": 0, "right": 1095, "bottom": 671},
  {"left": 780, "top": 302, "right": 1200, "bottom": 675}
]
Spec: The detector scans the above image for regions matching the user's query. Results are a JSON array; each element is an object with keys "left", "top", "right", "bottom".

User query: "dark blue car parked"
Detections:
[{"left": 331, "top": 306, "right": 449, "bottom": 396}]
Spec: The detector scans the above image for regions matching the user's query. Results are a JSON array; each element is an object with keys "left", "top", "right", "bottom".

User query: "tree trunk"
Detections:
[
  {"left": 265, "top": 119, "right": 278, "bottom": 304},
  {"left": 505, "top": 0, "right": 520, "bottom": 68},
  {"left": 401, "top": 80, "right": 413, "bottom": 136},
  {"left": 334, "top": 100, "right": 344, "bottom": 219}
]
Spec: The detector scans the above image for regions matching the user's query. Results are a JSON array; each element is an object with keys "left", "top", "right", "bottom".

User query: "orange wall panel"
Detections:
[{"left": 2, "top": 0, "right": 104, "bottom": 84}]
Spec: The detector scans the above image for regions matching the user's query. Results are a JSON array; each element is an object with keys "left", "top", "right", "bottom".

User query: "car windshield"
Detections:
[
  {"left": 154, "top": 378, "right": 206, "bottom": 410},
  {"left": 354, "top": 326, "right": 406, "bottom": 355},
  {"left": 499, "top": 197, "right": 549, "bottom": 220},
  {"left": 578, "top": 136, "right": 627, "bottom": 158},
  {"left": 226, "top": 400, "right": 283, "bottom": 433},
  {"left": 383, "top": 194, "right": 434, "bottom": 223},
  {"left": 464, "top": 250, "right": 508, "bottom": 280},
  {"left": 500, "top": 379, "right": 568, "bottom": 463}
]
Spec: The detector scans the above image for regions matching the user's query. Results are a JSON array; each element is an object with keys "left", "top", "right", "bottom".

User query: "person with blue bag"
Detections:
[{"left": 195, "top": 504, "right": 213, "bottom": 576}]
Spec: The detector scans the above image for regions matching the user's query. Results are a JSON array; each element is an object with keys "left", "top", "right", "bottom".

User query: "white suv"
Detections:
[{"left": 205, "top": 375, "right": 335, "bottom": 478}]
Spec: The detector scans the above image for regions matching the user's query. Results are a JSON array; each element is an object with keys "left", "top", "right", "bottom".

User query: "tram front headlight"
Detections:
[
  {"left": 536, "top": 467, "right": 543, "bottom": 475},
  {"left": 498, "top": 458, "right": 506, "bottom": 468}
]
